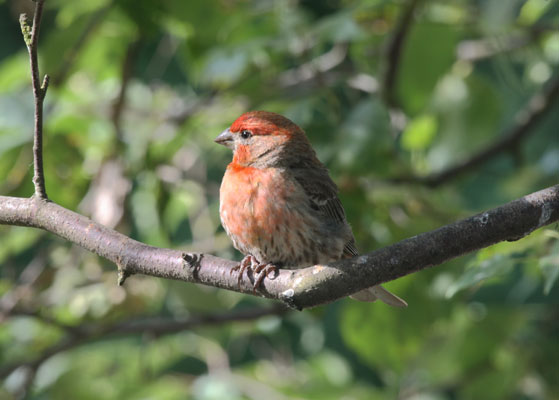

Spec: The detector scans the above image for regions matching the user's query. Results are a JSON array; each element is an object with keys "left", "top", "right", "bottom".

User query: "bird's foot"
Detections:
[
  {"left": 230, "top": 255, "right": 258, "bottom": 286},
  {"left": 230, "top": 255, "right": 278, "bottom": 291},
  {"left": 252, "top": 262, "right": 278, "bottom": 291}
]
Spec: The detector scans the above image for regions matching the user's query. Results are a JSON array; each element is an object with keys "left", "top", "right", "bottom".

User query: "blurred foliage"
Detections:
[{"left": 1, "top": 0, "right": 558, "bottom": 399}]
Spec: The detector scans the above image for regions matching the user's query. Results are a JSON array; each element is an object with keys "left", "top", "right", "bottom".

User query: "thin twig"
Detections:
[
  {"left": 0, "top": 308, "right": 75, "bottom": 332},
  {"left": 111, "top": 40, "right": 140, "bottom": 142},
  {"left": 0, "top": 305, "right": 288, "bottom": 379},
  {"left": 392, "top": 78, "right": 559, "bottom": 186},
  {"left": 279, "top": 43, "right": 348, "bottom": 87},
  {"left": 457, "top": 24, "right": 556, "bottom": 62},
  {"left": 166, "top": 91, "right": 218, "bottom": 125},
  {"left": 20, "top": 0, "right": 49, "bottom": 200},
  {"left": 0, "top": 250, "right": 47, "bottom": 320}
]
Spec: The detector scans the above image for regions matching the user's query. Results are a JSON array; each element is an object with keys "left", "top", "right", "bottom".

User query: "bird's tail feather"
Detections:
[{"left": 350, "top": 285, "right": 407, "bottom": 307}]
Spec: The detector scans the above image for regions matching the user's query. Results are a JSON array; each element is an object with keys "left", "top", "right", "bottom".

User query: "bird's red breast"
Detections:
[{"left": 220, "top": 163, "right": 308, "bottom": 264}]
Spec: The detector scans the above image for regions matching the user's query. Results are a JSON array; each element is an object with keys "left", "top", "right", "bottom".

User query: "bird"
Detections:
[{"left": 215, "top": 111, "right": 407, "bottom": 307}]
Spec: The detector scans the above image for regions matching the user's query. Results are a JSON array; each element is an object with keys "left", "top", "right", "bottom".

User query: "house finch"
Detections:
[{"left": 216, "top": 111, "right": 407, "bottom": 307}]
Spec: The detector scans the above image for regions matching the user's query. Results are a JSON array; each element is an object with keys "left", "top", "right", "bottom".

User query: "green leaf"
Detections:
[
  {"left": 199, "top": 48, "right": 249, "bottom": 87},
  {"left": 401, "top": 114, "right": 438, "bottom": 150},
  {"left": 397, "top": 22, "right": 459, "bottom": 114},
  {"left": 518, "top": 0, "right": 554, "bottom": 25},
  {"left": 446, "top": 254, "right": 514, "bottom": 298},
  {"left": 314, "top": 11, "right": 365, "bottom": 43},
  {"left": 539, "top": 242, "right": 559, "bottom": 295},
  {"left": 0, "top": 53, "right": 30, "bottom": 93}
]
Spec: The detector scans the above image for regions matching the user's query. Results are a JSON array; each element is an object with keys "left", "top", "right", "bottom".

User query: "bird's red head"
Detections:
[
  {"left": 229, "top": 111, "right": 303, "bottom": 137},
  {"left": 215, "top": 111, "right": 312, "bottom": 167}
]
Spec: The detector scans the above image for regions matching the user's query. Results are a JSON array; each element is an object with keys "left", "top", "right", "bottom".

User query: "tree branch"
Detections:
[
  {"left": 0, "top": 305, "right": 288, "bottom": 380},
  {"left": 381, "top": 0, "right": 421, "bottom": 109},
  {"left": 392, "top": 77, "right": 559, "bottom": 186},
  {"left": 20, "top": 0, "right": 49, "bottom": 200},
  {"left": 1, "top": 184, "right": 558, "bottom": 309}
]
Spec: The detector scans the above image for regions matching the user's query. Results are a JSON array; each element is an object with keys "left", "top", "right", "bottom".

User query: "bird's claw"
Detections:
[
  {"left": 230, "top": 255, "right": 278, "bottom": 291},
  {"left": 230, "top": 255, "right": 256, "bottom": 286},
  {"left": 253, "top": 263, "right": 278, "bottom": 291}
]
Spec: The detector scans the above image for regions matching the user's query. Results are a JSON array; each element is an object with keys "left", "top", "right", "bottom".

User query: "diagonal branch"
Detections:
[
  {"left": 456, "top": 24, "right": 557, "bottom": 62},
  {"left": 1, "top": 184, "right": 558, "bottom": 310},
  {"left": 20, "top": 0, "right": 49, "bottom": 200},
  {"left": 0, "top": 305, "right": 288, "bottom": 380},
  {"left": 392, "top": 77, "right": 559, "bottom": 186}
]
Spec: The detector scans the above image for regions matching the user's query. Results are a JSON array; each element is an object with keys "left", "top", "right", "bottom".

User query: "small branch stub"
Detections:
[
  {"left": 182, "top": 253, "right": 204, "bottom": 276},
  {"left": 117, "top": 263, "right": 130, "bottom": 286},
  {"left": 41, "top": 74, "right": 50, "bottom": 98}
]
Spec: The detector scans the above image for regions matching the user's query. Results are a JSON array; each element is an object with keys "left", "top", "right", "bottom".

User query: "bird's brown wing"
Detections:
[
  {"left": 291, "top": 167, "right": 359, "bottom": 257},
  {"left": 292, "top": 167, "right": 406, "bottom": 307}
]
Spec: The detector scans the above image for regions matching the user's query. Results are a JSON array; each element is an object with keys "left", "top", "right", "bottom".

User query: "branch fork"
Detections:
[{"left": 20, "top": 0, "right": 49, "bottom": 200}]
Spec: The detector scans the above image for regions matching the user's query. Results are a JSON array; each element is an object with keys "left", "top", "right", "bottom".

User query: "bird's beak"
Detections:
[{"left": 215, "top": 128, "right": 234, "bottom": 149}]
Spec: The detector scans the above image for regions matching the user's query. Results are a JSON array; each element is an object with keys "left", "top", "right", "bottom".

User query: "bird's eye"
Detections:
[{"left": 240, "top": 130, "right": 252, "bottom": 139}]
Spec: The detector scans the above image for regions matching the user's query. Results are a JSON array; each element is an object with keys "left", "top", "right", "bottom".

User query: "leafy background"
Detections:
[{"left": 1, "top": 0, "right": 558, "bottom": 399}]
